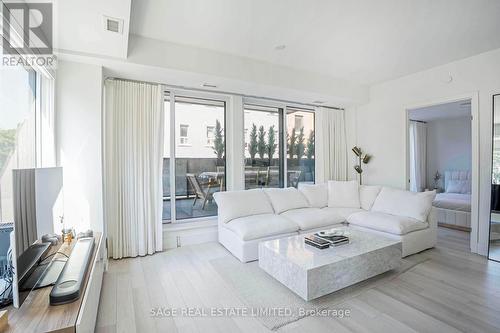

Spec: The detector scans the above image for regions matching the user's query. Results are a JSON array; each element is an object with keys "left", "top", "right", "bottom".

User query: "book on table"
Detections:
[
  {"left": 314, "top": 234, "right": 350, "bottom": 247},
  {"left": 304, "top": 235, "right": 330, "bottom": 249}
]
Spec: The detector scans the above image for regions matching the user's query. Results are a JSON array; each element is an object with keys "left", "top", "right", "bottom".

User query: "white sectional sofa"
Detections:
[{"left": 214, "top": 181, "right": 437, "bottom": 262}]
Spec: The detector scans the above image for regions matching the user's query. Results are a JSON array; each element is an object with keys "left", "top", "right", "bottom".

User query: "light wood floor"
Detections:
[{"left": 96, "top": 228, "right": 500, "bottom": 333}]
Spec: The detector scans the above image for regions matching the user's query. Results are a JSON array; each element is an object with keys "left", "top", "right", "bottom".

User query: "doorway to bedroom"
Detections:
[{"left": 407, "top": 99, "right": 473, "bottom": 234}]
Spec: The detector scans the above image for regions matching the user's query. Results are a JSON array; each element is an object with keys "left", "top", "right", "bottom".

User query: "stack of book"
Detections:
[{"left": 304, "top": 233, "right": 350, "bottom": 249}]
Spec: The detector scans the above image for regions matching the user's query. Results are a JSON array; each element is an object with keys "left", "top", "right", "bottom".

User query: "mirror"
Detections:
[{"left": 489, "top": 94, "right": 500, "bottom": 262}]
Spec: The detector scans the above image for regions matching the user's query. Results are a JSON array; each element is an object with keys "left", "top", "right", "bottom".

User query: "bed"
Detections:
[{"left": 433, "top": 171, "right": 472, "bottom": 231}]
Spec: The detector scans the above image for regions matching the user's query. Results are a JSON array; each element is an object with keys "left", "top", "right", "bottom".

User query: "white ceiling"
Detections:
[
  {"left": 130, "top": 0, "right": 500, "bottom": 85},
  {"left": 409, "top": 100, "right": 471, "bottom": 122},
  {"left": 54, "top": 0, "right": 131, "bottom": 59}
]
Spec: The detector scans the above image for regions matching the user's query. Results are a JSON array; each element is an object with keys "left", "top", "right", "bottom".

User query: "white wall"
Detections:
[
  {"left": 56, "top": 60, "right": 104, "bottom": 233},
  {"left": 355, "top": 47, "right": 500, "bottom": 255},
  {"left": 426, "top": 116, "right": 471, "bottom": 189}
]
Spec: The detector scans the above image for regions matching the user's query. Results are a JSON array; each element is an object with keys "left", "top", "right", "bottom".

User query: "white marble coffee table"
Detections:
[{"left": 258, "top": 226, "right": 402, "bottom": 301}]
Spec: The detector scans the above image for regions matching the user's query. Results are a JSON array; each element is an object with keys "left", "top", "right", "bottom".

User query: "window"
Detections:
[
  {"left": 294, "top": 115, "right": 304, "bottom": 132},
  {"left": 206, "top": 126, "right": 215, "bottom": 146},
  {"left": 163, "top": 95, "right": 172, "bottom": 221},
  {"left": 243, "top": 104, "right": 283, "bottom": 189},
  {"left": 0, "top": 61, "right": 37, "bottom": 223},
  {"left": 286, "top": 108, "right": 315, "bottom": 186},
  {"left": 163, "top": 95, "right": 226, "bottom": 222},
  {"left": 179, "top": 124, "right": 189, "bottom": 145}
]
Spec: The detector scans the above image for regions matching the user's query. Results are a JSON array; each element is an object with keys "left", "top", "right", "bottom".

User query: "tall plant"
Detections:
[
  {"left": 213, "top": 120, "right": 224, "bottom": 161},
  {"left": 296, "top": 127, "right": 305, "bottom": 160},
  {"left": 257, "top": 125, "right": 266, "bottom": 159},
  {"left": 249, "top": 124, "right": 258, "bottom": 161},
  {"left": 288, "top": 130, "right": 297, "bottom": 159},
  {"left": 267, "top": 125, "right": 277, "bottom": 163},
  {"left": 306, "top": 130, "right": 315, "bottom": 160}
]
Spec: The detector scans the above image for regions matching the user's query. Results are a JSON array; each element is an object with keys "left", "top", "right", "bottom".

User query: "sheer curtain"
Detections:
[
  {"left": 315, "top": 107, "right": 348, "bottom": 183},
  {"left": 104, "top": 79, "right": 164, "bottom": 259},
  {"left": 409, "top": 121, "right": 427, "bottom": 192},
  {"left": 13, "top": 169, "right": 37, "bottom": 255}
]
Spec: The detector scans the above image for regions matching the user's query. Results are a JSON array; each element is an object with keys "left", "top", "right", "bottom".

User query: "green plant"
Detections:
[
  {"left": 296, "top": 127, "right": 305, "bottom": 160},
  {"left": 306, "top": 130, "right": 315, "bottom": 160},
  {"left": 249, "top": 124, "right": 258, "bottom": 161},
  {"left": 213, "top": 120, "right": 224, "bottom": 161},
  {"left": 267, "top": 125, "right": 277, "bottom": 163},
  {"left": 288, "top": 130, "right": 297, "bottom": 159},
  {"left": 257, "top": 125, "right": 266, "bottom": 159}
]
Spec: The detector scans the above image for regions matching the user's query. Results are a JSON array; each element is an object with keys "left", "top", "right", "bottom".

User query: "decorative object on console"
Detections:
[
  {"left": 61, "top": 228, "right": 74, "bottom": 244},
  {"left": 50, "top": 237, "right": 95, "bottom": 305},
  {"left": 41, "top": 234, "right": 61, "bottom": 246},
  {"left": 77, "top": 230, "right": 93, "bottom": 239},
  {"left": 352, "top": 146, "right": 371, "bottom": 185}
]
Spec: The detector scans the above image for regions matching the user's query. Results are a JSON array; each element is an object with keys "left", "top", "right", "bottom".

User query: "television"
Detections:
[{"left": 2, "top": 167, "right": 63, "bottom": 308}]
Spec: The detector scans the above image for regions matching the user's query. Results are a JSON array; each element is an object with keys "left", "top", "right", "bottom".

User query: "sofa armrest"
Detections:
[{"left": 428, "top": 207, "right": 438, "bottom": 229}]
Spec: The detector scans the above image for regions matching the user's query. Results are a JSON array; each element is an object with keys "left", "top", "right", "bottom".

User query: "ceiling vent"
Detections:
[
  {"left": 103, "top": 16, "right": 123, "bottom": 34},
  {"left": 202, "top": 83, "right": 218, "bottom": 88}
]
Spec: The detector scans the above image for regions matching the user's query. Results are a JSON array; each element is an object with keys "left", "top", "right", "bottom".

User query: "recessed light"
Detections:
[
  {"left": 202, "top": 83, "right": 218, "bottom": 88},
  {"left": 275, "top": 45, "right": 286, "bottom": 50}
]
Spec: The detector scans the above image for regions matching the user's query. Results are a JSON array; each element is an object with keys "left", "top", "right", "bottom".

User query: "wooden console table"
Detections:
[{"left": 3, "top": 232, "right": 104, "bottom": 333}]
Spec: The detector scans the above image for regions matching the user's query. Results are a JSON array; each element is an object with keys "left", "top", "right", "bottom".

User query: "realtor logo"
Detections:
[{"left": 2, "top": 2, "right": 53, "bottom": 54}]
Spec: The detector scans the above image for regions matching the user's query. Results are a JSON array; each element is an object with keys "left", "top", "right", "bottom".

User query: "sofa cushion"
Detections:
[
  {"left": 280, "top": 208, "right": 344, "bottom": 231},
  {"left": 359, "top": 185, "right": 382, "bottom": 210},
  {"left": 264, "top": 188, "right": 310, "bottom": 214},
  {"left": 348, "top": 211, "right": 428, "bottom": 235},
  {"left": 214, "top": 189, "right": 274, "bottom": 224},
  {"left": 223, "top": 214, "right": 299, "bottom": 241},
  {"left": 327, "top": 180, "right": 360, "bottom": 208},
  {"left": 298, "top": 183, "right": 328, "bottom": 208},
  {"left": 371, "top": 187, "right": 436, "bottom": 222},
  {"left": 322, "top": 207, "right": 364, "bottom": 220}
]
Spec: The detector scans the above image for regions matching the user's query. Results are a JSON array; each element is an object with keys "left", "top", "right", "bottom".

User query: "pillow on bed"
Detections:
[{"left": 446, "top": 180, "right": 471, "bottom": 194}]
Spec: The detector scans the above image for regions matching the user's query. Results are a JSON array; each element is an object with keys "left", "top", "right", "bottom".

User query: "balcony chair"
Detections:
[{"left": 186, "top": 173, "right": 220, "bottom": 210}]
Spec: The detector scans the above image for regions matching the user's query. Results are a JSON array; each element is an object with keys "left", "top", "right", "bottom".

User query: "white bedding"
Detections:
[{"left": 433, "top": 193, "right": 471, "bottom": 212}]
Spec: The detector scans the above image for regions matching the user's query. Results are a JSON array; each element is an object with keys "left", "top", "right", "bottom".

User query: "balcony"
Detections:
[{"left": 162, "top": 157, "right": 314, "bottom": 222}]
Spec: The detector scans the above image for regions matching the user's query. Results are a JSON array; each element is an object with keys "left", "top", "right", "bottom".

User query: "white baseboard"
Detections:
[{"left": 162, "top": 219, "right": 218, "bottom": 249}]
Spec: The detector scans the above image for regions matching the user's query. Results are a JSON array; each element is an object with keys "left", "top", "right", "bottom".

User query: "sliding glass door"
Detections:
[
  {"left": 163, "top": 93, "right": 226, "bottom": 222},
  {"left": 242, "top": 101, "right": 315, "bottom": 189},
  {"left": 163, "top": 93, "right": 315, "bottom": 222},
  {"left": 162, "top": 95, "right": 172, "bottom": 221},
  {"left": 286, "top": 108, "right": 315, "bottom": 186},
  {"left": 243, "top": 104, "right": 283, "bottom": 189}
]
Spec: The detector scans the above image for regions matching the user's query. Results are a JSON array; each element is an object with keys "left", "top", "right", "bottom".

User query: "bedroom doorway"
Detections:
[{"left": 406, "top": 98, "right": 476, "bottom": 248}]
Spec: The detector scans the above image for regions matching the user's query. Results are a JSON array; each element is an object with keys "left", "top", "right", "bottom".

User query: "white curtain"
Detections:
[
  {"left": 39, "top": 76, "right": 56, "bottom": 167},
  {"left": 409, "top": 121, "right": 427, "bottom": 192},
  {"left": 315, "top": 107, "right": 348, "bottom": 183},
  {"left": 13, "top": 169, "right": 37, "bottom": 255},
  {"left": 104, "top": 79, "right": 164, "bottom": 259}
]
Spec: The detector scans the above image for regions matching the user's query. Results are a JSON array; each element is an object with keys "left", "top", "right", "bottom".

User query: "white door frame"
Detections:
[
  {"left": 404, "top": 92, "right": 480, "bottom": 254},
  {"left": 242, "top": 97, "right": 316, "bottom": 188},
  {"left": 166, "top": 87, "right": 232, "bottom": 224}
]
